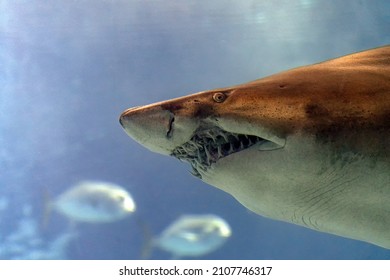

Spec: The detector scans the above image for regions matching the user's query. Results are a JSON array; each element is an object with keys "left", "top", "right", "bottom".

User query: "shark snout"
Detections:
[
  {"left": 120, "top": 104, "right": 199, "bottom": 155},
  {"left": 119, "top": 106, "right": 142, "bottom": 127}
]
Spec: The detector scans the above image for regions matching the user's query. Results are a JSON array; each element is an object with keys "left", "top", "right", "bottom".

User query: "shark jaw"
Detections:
[{"left": 171, "top": 126, "right": 279, "bottom": 178}]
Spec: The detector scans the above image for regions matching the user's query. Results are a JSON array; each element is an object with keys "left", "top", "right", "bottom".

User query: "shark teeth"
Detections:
[{"left": 171, "top": 128, "right": 266, "bottom": 178}]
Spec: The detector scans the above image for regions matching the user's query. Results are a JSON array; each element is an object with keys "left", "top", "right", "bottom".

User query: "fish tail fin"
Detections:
[{"left": 135, "top": 217, "right": 154, "bottom": 259}]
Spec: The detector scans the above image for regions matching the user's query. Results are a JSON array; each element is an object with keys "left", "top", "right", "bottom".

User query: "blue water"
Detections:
[{"left": 1, "top": 0, "right": 389, "bottom": 259}]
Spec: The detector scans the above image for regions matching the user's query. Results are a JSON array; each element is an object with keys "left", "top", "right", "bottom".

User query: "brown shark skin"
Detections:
[
  {"left": 120, "top": 46, "right": 390, "bottom": 248},
  {"left": 161, "top": 46, "right": 389, "bottom": 154}
]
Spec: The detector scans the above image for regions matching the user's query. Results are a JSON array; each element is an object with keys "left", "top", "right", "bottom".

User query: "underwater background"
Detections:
[{"left": 1, "top": 0, "right": 389, "bottom": 259}]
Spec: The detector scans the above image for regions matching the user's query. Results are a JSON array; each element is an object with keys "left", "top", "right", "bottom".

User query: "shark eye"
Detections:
[{"left": 213, "top": 92, "right": 227, "bottom": 103}]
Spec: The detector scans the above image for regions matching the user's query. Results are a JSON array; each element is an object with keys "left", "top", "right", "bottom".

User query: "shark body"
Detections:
[{"left": 120, "top": 46, "right": 390, "bottom": 248}]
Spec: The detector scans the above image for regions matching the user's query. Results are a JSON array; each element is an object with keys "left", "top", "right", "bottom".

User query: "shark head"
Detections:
[{"left": 119, "top": 83, "right": 292, "bottom": 178}]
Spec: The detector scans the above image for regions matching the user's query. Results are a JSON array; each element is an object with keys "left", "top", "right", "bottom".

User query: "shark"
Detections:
[{"left": 120, "top": 46, "right": 390, "bottom": 249}]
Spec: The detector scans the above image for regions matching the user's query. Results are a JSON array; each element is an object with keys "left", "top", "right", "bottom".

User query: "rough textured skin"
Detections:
[{"left": 120, "top": 46, "right": 390, "bottom": 248}]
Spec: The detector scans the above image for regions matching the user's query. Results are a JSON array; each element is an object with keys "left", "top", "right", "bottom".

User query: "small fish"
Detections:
[
  {"left": 53, "top": 181, "right": 136, "bottom": 223},
  {"left": 154, "top": 214, "right": 231, "bottom": 259}
]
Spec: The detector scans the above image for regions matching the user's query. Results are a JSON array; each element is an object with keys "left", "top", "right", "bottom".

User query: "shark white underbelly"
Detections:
[{"left": 201, "top": 135, "right": 390, "bottom": 248}]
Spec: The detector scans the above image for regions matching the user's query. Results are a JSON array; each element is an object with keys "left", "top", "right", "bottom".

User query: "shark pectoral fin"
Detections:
[{"left": 257, "top": 139, "right": 286, "bottom": 151}]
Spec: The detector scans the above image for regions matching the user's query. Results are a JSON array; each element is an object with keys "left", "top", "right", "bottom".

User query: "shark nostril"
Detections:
[{"left": 166, "top": 115, "right": 175, "bottom": 138}]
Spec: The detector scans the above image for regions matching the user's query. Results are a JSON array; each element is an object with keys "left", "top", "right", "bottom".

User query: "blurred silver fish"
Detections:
[
  {"left": 154, "top": 214, "right": 231, "bottom": 258},
  {"left": 53, "top": 181, "right": 136, "bottom": 223}
]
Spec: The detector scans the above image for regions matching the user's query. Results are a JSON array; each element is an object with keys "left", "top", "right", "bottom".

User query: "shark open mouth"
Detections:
[{"left": 171, "top": 128, "right": 267, "bottom": 178}]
